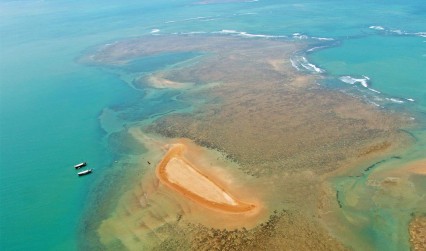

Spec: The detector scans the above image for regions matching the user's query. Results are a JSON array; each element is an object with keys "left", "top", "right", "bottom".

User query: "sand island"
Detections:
[{"left": 156, "top": 143, "right": 256, "bottom": 212}]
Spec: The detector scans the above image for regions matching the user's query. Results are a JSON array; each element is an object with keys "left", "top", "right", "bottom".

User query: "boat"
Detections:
[
  {"left": 74, "top": 162, "right": 87, "bottom": 169},
  {"left": 78, "top": 169, "right": 92, "bottom": 176}
]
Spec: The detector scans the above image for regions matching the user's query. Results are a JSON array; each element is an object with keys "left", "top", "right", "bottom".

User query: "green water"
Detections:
[
  {"left": 0, "top": 41, "right": 135, "bottom": 250},
  {"left": 310, "top": 35, "right": 426, "bottom": 113}
]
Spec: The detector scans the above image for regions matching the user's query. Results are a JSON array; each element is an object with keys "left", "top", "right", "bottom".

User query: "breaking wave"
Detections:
[
  {"left": 292, "top": 33, "right": 334, "bottom": 41},
  {"left": 214, "top": 29, "right": 287, "bottom": 38},
  {"left": 369, "top": 25, "right": 385, "bottom": 31},
  {"left": 386, "top": 97, "right": 405, "bottom": 104},
  {"left": 339, "top": 75, "right": 370, "bottom": 88},
  {"left": 306, "top": 45, "right": 329, "bottom": 52},
  {"left": 290, "top": 55, "right": 324, "bottom": 73},
  {"left": 369, "top": 25, "right": 426, "bottom": 38}
]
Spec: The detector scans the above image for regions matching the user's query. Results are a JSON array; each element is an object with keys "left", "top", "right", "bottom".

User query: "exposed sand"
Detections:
[
  {"left": 143, "top": 74, "right": 193, "bottom": 89},
  {"left": 368, "top": 158, "right": 426, "bottom": 180},
  {"left": 406, "top": 160, "right": 426, "bottom": 175},
  {"left": 156, "top": 143, "right": 256, "bottom": 212}
]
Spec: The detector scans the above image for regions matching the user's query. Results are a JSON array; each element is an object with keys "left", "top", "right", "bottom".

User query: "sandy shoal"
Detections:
[
  {"left": 378, "top": 159, "right": 426, "bottom": 177},
  {"left": 145, "top": 74, "right": 192, "bottom": 89},
  {"left": 156, "top": 143, "right": 256, "bottom": 212},
  {"left": 406, "top": 159, "right": 426, "bottom": 175}
]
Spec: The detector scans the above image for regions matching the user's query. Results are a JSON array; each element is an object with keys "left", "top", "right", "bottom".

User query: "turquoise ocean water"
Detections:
[{"left": 1, "top": 0, "right": 425, "bottom": 250}]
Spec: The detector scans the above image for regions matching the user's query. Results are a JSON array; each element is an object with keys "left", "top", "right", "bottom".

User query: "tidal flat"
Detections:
[{"left": 80, "top": 35, "right": 417, "bottom": 250}]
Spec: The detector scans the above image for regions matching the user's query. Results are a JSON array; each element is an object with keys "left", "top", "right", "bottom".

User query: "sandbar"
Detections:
[
  {"left": 145, "top": 74, "right": 192, "bottom": 89},
  {"left": 156, "top": 143, "right": 256, "bottom": 212},
  {"left": 406, "top": 160, "right": 426, "bottom": 175}
]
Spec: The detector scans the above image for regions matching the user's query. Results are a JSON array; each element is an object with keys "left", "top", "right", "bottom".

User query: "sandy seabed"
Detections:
[{"left": 97, "top": 129, "right": 267, "bottom": 250}]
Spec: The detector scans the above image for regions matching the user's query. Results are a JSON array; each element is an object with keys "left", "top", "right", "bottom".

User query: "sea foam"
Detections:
[
  {"left": 386, "top": 97, "right": 405, "bottom": 104},
  {"left": 368, "top": 88, "right": 381, "bottom": 94},
  {"left": 290, "top": 55, "right": 324, "bottom": 73},
  {"left": 369, "top": 25, "right": 426, "bottom": 38},
  {"left": 369, "top": 25, "right": 385, "bottom": 30},
  {"left": 339, "top": 75, "right": 369, "bottom": 88},
  {"left": 292, "top": 33, "right": 333, "bottom": 41},
  {"left": 307, "top": 46, "right": 328, "bottom": 52},
  {"left": 216, "top": 29, "right": 286, "bottom": 38}
]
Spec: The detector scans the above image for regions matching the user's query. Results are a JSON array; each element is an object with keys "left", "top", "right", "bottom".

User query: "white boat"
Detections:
[
  {"left": 78, "top": 169, "right": 92, "bottom": 176},
  {"left": 74, "top": 162, "right": 87, "bottom": 169}
]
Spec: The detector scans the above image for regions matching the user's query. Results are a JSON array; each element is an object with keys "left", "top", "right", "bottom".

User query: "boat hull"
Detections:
[
  {"left": 74, "top": 162, "right": 87, "bottom": 169},
  {"left": 78, "top": 169, "right": 92, "bottom": 176}
]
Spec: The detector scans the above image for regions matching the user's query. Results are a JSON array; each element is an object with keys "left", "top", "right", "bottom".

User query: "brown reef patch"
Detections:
[
  {"left": 409, "top": 216, "right": 426, "bottom": 251},
  {"left": 84, "top": 35, "right": 413, "bottom": 250}
]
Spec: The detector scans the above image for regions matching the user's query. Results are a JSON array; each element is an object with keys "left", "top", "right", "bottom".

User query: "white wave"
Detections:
[
  {"left": 241, "top": 33, "right": 271, "bottom": 38},
  {"left": 339, "top": 75, "right": 369, "bottom": 87},
  {"left": 390, "top": 29, "right": 426, "bottom": 38},
  {"left": 406, "top": 98, "right": 415, "bottom": 102},
  {"left": 415, "top": 32, "right": 426, "bottom": 38},
  {"left": 218, "top": 29, "right": 239, "bottom": 34},
  {"left": 307, "top": 63, "right": 323, "bottom": 73},
  {"left": 307, "top": 46, "right": 328, "bottom": 52},
  {"left": 367, "top": 88, "right": 381, "bottom": 94},
  {"left": 369, "top": 25, "right": 426, "bottom": 38},
  {"left": 290, "top": 58, "right": 300, "bottom": 71},
  {"left": 151, "top": 29, "right": 160, "bottom": 33},
  {"left": 289, "top": 56, "right": 325, "bottom": 73},
  {"left": 215, "top": 29, "right": 286, "bottom": 38},
  {"left": 369, "top": 25, "right": 385, "bottom": 30},
  {"left": 390, "top": 29, "right": 404, "bottom": 35},
  {"left": 386, "top": 97, "right": 405, "bottom": 104},
  {"left": 291, "top": 33, "right": 332, "bottom": 41},
  {"left": 179, "top": 31, "right": 208, "bottom": 35},
  {"left": 311, "top": 37, "right": 334, "bottom": 41},
  {"left": 296, "top": 56, "right": 324, "bottom": 73},
  {"left": 292, "top": 33, "right": 309, "bottom": 40},
  {"left": 369, "top": 101, "right": 381, "bottom": 107},
  {"left": 238, "top": 32, "right": 277, "bottom": 38}
]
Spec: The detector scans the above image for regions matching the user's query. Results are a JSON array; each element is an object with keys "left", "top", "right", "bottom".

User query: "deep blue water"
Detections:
[{"left": 1, "top": 0, "right": 425, "bottom": 250}]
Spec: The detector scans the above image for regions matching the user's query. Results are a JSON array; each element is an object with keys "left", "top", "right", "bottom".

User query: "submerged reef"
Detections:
[
  {"left": 80, "top": 35, "right": 415, "bottom": 250},
  {"left": 409, "top": 215, "right": 426, "bottom": 251}
]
